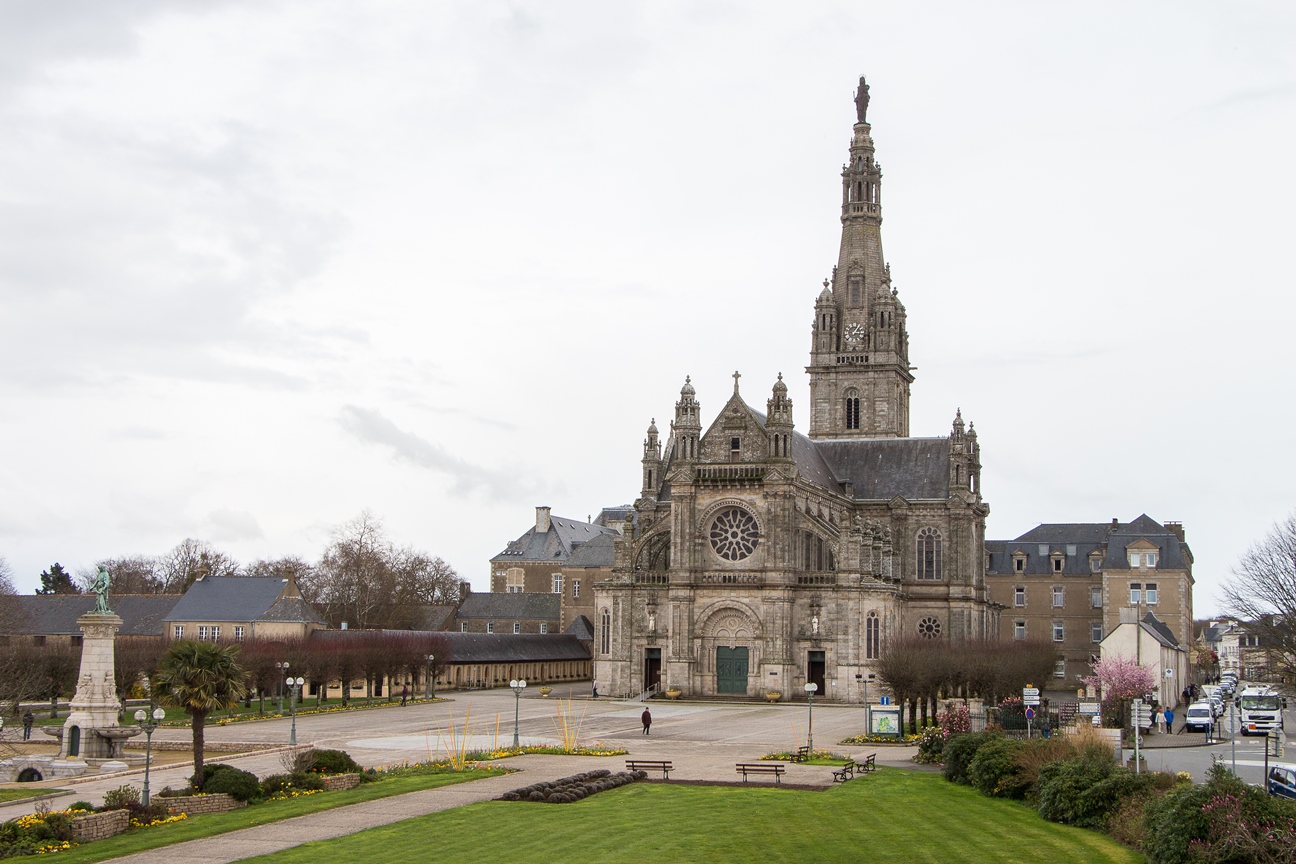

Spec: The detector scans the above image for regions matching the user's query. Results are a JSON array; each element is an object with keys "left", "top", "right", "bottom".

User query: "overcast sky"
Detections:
[{"left": 1, "top": 2, "right": 1293, "bottom": 616}]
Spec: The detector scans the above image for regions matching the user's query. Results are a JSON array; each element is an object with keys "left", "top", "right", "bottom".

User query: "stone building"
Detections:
[
  {"left": 454, "top": 591, "right": 562, "bottom": 635},
  {"left": 985, "top": 515, "right": 1195, "bottom": 688},
  {"left": 490, "top": 506, "right": 624, "bottom": 632},
  {"left": 593, "top": 79, "right": 997, "bottom": 702},
  {"left": 164, "top": 573, "right": 327, "bottom": 642}
]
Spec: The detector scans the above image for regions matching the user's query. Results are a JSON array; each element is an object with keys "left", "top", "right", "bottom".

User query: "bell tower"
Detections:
[{"left": 807, "top": 77, "right": 913, "bottom": 440}]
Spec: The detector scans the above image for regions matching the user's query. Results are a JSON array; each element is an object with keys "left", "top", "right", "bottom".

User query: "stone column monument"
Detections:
[{"left": 44, "top": 568, "right": 139, "bottom": 775}]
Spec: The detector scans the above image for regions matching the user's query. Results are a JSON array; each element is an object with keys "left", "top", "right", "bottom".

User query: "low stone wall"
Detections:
[
  {"left": 161, "top": 793, "right": 246, "bottom": 815},
  {"left": 322, "top": 773, "right": 361, "bottom": 791},
  {"left": 71, "top": 809, "right": 129, "bottom": 842},
  {"left": 124, "top": 741, "right": 272, "bottom": 752}
]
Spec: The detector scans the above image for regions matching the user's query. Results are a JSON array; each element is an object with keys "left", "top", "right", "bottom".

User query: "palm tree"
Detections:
[{"left": 154, "top": 640, "right": 247, "bottom": 789}]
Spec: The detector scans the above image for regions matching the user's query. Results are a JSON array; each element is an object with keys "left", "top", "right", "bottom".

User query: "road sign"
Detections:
[
  {"left": 879, "top": 695, "right": 890, "bottom": 706},
  {"left": 1224, "top": 713, "right": 1239, "bottom": 735},
  {"left": 1025, "top": 707, "right": 1035, "bottom": 720},
  {"left": 1078, "top": 701, "right": 1100, "bottom": 715},
  {"left": 1023, "top": 687, "right": 1040, "bottom": 696}
]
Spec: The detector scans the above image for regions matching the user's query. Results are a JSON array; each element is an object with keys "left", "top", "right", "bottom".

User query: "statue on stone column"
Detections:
[
  {"left": 90, "top": 567, "right": 112, "bottom": 614},
  {"left": 855, "top": 76, "right": 870, "bottom": 123}
]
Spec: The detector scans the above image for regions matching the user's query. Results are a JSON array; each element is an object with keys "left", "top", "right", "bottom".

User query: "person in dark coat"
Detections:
[
  {"left": 22, "top": 711, "right": 34, "bottom": 740},
  {"left": 401, "top": 684, "right": 409, "bottom": 706},
  {"left": 641, "top": 707, "right": 652, "bottom": 735}
]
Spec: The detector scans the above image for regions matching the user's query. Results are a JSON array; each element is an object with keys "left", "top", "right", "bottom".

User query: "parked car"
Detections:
[
  {"left": 1184, "top": 701, "right": 1215, "bottom": 733},
  {"left": 1268, "top": 764, "right": 1296, "bottom": 800}
]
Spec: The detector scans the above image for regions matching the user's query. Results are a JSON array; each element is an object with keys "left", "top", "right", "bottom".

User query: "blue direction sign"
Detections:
[{"left": 879, "top": 696, "right": 891, "bottom": 706}]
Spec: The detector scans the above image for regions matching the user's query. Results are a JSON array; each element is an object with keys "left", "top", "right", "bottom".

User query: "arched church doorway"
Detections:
[
  {"left": 716, "top": 646, "right": 749, "bottom": 694},
  {"left": 644, "top": 648, "right": 662, "bottom": 692}
]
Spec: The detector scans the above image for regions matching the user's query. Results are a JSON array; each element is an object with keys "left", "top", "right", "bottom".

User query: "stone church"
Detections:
[{"left": 593, "top": 79, "right": 999, "bottom": 702}]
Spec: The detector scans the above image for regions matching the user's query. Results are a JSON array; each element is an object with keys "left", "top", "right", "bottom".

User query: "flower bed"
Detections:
[{"left": 497, "top": 770, "right": 644, "bottom": 804}]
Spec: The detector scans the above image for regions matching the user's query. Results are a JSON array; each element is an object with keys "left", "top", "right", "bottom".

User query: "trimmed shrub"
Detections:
[
  {"left": 942, "top": 731, "right": 998, "bottom": 785},
  {"left": 968, "top": 736, "right": 1028, "bottom": 799},
  {"left": 1037, "top": 754, "right": 1117, "bottom": 825},
  {"left": 261, "top": 772, "right": 327, "bottom": 798},
  {"left": 201, "top": 766, "right": 262, "bottom": 802},
  {"left": 68, "top": 801, "right": 95, "bottom": 813},
  {"left": 308, "top": 749, "right": 361, "bottom": 775}
]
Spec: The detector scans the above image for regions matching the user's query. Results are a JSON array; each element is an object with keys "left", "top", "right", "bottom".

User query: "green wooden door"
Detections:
[{"left": 716, "top": 646, "right": 749, "bottom": 694}]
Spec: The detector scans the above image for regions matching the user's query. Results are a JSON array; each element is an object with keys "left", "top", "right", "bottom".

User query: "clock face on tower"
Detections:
[{"left": 844, "top": 323, "right": 866, "bottom": 345}]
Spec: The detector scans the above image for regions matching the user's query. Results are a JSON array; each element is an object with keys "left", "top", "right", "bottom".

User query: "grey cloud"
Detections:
[
  {"left": 338, "top": 404, "right": 531, "bottom": 499},
  {"left": 206, "top": 509, "right": 265, "bottom": 543}
]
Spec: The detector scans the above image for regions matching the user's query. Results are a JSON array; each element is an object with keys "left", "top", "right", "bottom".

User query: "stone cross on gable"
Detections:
[{"left": 732, "top": 370, "right": 741, "bottom": 393}]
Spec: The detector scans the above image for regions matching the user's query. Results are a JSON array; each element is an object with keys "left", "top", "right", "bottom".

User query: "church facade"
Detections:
[{"left": 593, "top": 79, "right": 999, "bottom": 702}]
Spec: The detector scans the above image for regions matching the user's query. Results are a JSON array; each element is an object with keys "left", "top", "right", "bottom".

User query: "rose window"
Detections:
[
  {"left": 917, "top": 617, "right": 942, "bottom": 639},
  {"left": 709, "top": 507, "right": 760, "bottom": 561}
]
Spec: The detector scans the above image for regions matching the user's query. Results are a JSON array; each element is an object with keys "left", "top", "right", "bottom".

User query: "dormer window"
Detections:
[
  {"left": 1051, "top": 553, "right": 1064, "bottom": 574},
  {"left": 1089, "top": 553, "right": 1103, "bottom": 573},
  {"left": 1012, "top": 552, "right": 1026, "bottom": 573}
]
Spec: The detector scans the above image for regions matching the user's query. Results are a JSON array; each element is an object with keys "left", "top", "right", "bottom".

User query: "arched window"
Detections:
[
  {"left": 866, "top": 611, "right": 880, "bottom": 659},
  {"left": 844, "top": 389, "right": 860, "bottom": 430},
  {"left": 600, "top": 609, "right": 611, "bottom": 655},
  {"left": 917, "top": 528, "right": 942, "bottom": 580}
]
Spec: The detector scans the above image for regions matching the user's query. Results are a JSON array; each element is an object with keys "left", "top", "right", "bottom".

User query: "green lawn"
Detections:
[
  {"left": 239, "top": 768, "right": 1143, "bottom": 864},
  {"left": 44, "top": 769, "right": 501, "bottom": 864},
  {"left": 0, "top": 788, "right": 68, "bottom": 804}
]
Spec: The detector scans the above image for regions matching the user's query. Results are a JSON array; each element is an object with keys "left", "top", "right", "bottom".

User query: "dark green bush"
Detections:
[
  {"left": 201, "top": 766, "right": 262, "bottom": 802},
  {"left": 968, "top": 736, "right": 1027, "bottom": 798},
  {"left": 1140, "top": 763, "right": 1296, "bottom": 864},
  {"left": 260, "top": 772, "right": 326, "bottom": 798},
  {"left": 68, "top": 801, "right": 96, "bottom": 813},
  {"left": 1037, "top": 754, "right": 1117, "bottom": 825},
  {"left": 942, "top": 731, "right": 997, "bottom": 785},
  {"left": 125, "top": 802, "right": 171, "bottom": 824},
  {"left": 308, "top": 749, "right": 361, "bottom": 775},
  {"left": 1075, "top": 769, "right": 1158, "bottom": 828}
]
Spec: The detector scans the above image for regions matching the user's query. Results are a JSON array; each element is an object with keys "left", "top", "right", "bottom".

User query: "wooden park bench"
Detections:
[
  {"left": 736, "top": 763, "right": 785, "bottom": 784},
  {"left": 859, "top": 753, "right": 877, "bottom": 773},
  {"left": 789, "top": 746, "right": 811, "bottom": 763},
  {"left": 832, "top": 759, "right": 857, "bottom": 782},
  {"left": 626, "top": 759, "right": 673, "bottom": 779}
]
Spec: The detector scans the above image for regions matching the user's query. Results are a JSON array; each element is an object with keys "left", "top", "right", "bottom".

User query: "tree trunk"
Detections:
[
  {"left": 258, "top": 691, "right": 264, "bottom": 716},
  {"left": 920, "top": 696, "right": 929, "bottom": 729},
  {"left": 191, "top": 710, "right": 207, "bottom": 790}
]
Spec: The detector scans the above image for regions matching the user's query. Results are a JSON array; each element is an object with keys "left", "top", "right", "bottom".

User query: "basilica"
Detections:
[{"left": 592, "top": 79, "right": 999, "bottom": 702}]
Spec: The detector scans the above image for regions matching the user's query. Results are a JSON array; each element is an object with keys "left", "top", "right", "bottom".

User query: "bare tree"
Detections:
[
  {"left": 245, "top": 556, "right": 314, "bottom": 584},
  {"left": 156, "top": 539, "right": 240, "bottom": 593},
  {"left": 0, "top": 556, "right": 28, "bottom": 635},
  {"left": 81, "top": 556, "right": 164, "bottom": 594},
  {"left": 1223, "top": 511, "right": 1296, "bottom": 685},
  {"left": 304, "top": 511, "right": 460, "bottom": 630}
]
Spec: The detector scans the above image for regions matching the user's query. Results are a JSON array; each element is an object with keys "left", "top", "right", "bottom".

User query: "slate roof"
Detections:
[
  {"left": 492, "top": 514, "right": 619, "bottom": 565},
  {"left": 814, "top": 437, "right": 950, "bottom": 500},
  {"left": 456, "top": 592, "right": 560, "bottom": 621},
  {"left": 164, "top": 575, "right": 294, "bottom": 623},
  {"left": 10, "top": 595, "right": 181, "bottom": 636},
  {"left": 986, "top": 515, "right": 1192, "bottom": 575},
  {"left": 409, "top": 605, "right": 458, "bottom": 631},
  {"left": 258, "top": 596, "right": 328, "bottom": 626},
  {"left": 566, "top": 533, "right": 616, "bottom": 567},
  {"left": 1142, "top": 612, "right": 1180, "bottom": 647},
  {"left": 565, "top": 615, "right": 594, "bottom": 641}
]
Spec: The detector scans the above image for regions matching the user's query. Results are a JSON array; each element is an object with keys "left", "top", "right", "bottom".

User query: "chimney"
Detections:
[
  {"left": 536, "top": 506, "right": 552, "bottom": 533},
  {"left": 459, "top": 580, "right": 471, "bottom": 604},
  {"left": 1164, "top": 521, "right": 1186, "bottom": 543},
  {"left": 1111, "top": 518, "right": 1119, "bottom": 530}
]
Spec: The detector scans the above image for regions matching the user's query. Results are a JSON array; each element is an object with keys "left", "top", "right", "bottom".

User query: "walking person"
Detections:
[
  {"left": 22, "top": 711, "right": 34, "bottom": 740},
  {"left": 401, "top": 684, "right": 409, "bottom": 706},
  {"left": 1155, "top": 707, "right": 1167, "bottom": 734},
  {"left": 591, "top": 680, "right": 599, "bottom": 699},
  {"left": 1165, "top": 706, "right": 1176, "bottom": 734},
  {"left": 641, "top": 707, "right": 652, "bottom": 735}
]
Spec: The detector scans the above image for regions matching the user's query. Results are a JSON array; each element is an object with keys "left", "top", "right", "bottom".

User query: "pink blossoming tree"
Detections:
[{"left": 1082, "top": 656, "right": 1157, "bottom": 728}]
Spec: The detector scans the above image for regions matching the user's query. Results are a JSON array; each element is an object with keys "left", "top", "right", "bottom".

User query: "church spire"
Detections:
[
  {"left": 807, "top": 77, "right": 913, "bottom": 440},
  {"left": 674, "top": 377, "right": 701, "bottom": 463}
]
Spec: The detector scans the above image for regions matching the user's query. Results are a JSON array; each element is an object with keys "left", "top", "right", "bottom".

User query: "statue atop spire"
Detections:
[{"left": 854, "top": 76, "right": 870, "bottom": 123}]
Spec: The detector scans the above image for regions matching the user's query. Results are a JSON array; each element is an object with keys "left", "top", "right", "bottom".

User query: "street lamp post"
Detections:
[
  {"left": 275, "top": 661, "right": 290, "bottom": 714},
  {"left": 425, "top": 654, "right": 436, "bottom": 700},
  {"left": 510, "top": 679, "right": 527, "bottom": 749},
  {"left": 287, "top": 677, "right": 305, "bottom": 746},
  {"left": 804, "top": 682, "right": 818, "bottom": 756},
  {"left": 133, "top": 707, "right": 166, "bottom": 806}
]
